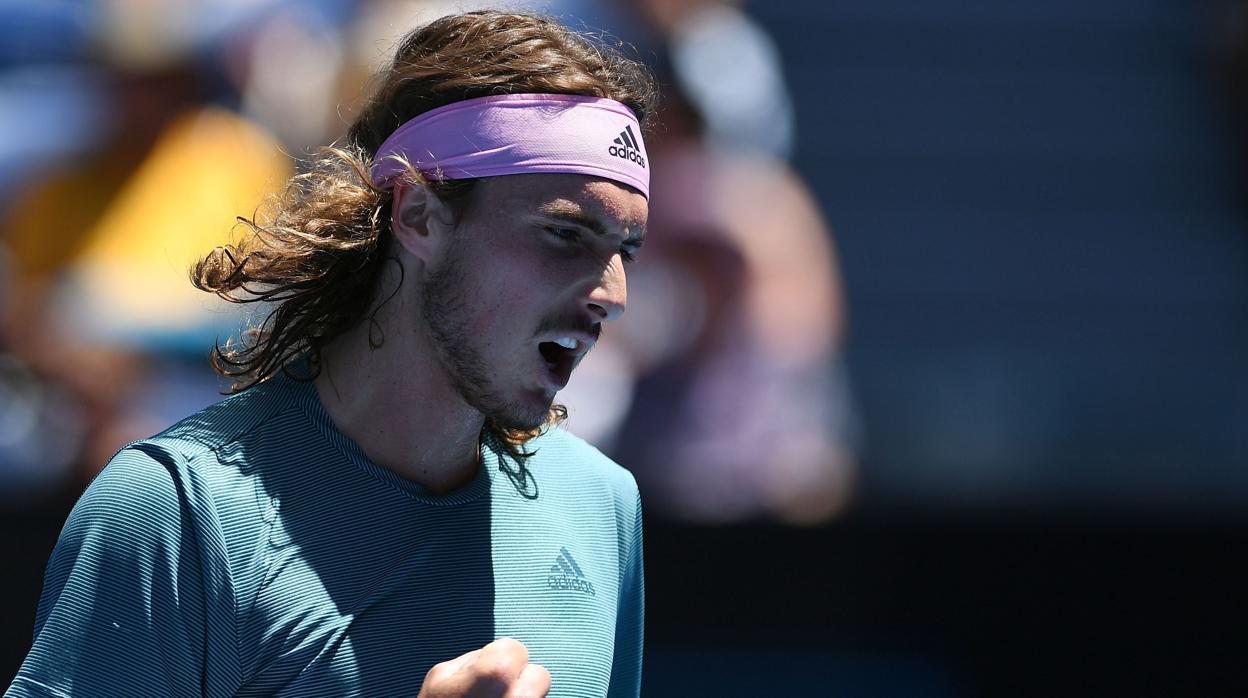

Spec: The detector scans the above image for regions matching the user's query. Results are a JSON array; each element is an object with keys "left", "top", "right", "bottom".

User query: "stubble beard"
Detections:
[{"left": 420, "top": 247, "right": 551, "bottom": 432}]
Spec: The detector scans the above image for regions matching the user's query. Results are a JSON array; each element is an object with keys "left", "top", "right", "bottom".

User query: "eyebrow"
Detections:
[{"left": 537, "top": 201, "right": 647, "bottom": 243}]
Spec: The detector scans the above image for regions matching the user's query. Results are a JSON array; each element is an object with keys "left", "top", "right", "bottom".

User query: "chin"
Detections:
[
  {"left": 478, "top": 390, "right": 554, "bottom": 433},
  {"left": 487, "top": 411, "right": 548, "bottom": 434}
]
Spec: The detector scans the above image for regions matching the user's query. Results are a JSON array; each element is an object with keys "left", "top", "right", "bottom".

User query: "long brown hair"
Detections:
[{"left": 192, "top": 10, "right": 657, "bottom": 448}]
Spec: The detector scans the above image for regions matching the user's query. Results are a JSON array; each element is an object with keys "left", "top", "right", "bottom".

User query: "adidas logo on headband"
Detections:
[
  {"left": 371, "top": 94, "right": 650, "bottom": 198},
  {"left": 609, "top": 125, "right": 646, "bottom": 168}
]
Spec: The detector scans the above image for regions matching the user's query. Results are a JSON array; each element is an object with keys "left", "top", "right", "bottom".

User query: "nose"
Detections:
[{"left": 584, "top": 257, "right": 627, "bottom": 322}]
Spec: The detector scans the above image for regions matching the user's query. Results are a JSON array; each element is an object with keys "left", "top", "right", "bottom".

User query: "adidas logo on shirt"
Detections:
[
  {"left": 608, "top": 125, "right": 646, "bottom": 168},
  {"left": 547, "top": 546, "right": 596, "bottom": 596}
]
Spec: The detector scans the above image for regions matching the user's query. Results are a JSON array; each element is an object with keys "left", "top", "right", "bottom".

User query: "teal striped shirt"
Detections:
[{"left": 8, "top": 372, "right": 644, "bottom": 697}]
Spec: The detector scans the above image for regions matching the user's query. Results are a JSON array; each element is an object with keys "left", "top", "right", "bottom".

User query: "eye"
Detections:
[
  {"left": 619, "top": 245, "right": 639, "bottom": 263},
  {"left": 545, "top": 225, "right": 581, "bottom": 242}
]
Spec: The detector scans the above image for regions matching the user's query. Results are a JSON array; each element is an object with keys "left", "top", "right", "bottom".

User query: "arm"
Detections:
[
  {"left": 607, "top": 489, "right": 645, "bottom": 698},
  {"left": 7, "top": 446, "right": 216, "bottom": 698}
]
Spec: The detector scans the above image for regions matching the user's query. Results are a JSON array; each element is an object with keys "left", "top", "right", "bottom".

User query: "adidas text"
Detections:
[
  {"left": 547, "top": 574, "right": 597, "bottom": 595},
  {"left": 608, "top": 145, "right": 646, "bottom": 168}
]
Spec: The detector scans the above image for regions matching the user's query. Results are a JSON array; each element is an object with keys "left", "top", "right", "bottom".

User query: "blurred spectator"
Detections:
[
  {"left": 0, "top": 243, "right": 85, "bottom": 502},
  {"left": 556, "top": 0, "right": 858, "bottom": 524},
  {"left": 1, "top": 0, "right": 302, "bottom": 490},
  {"left": 638, "top": 0, "right": 796, "bottom": 158}
]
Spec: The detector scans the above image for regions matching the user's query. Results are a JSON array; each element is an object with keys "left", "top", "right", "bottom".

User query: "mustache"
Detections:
[{"left": 535, "top": 314, "right": 601, "bottom": 341}]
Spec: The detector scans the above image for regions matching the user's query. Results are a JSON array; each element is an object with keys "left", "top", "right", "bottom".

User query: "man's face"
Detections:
[{"left": 418, "top": 173, "right": 648, "bottom": 431}]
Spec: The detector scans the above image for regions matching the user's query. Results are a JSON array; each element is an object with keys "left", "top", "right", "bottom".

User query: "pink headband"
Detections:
[{"left": 369, "top": 93, "right": 649, "bottom": 199}]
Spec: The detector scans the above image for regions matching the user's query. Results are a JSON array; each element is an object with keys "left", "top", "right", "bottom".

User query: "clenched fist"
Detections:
[{"left": 417, "top": 637, "right": 551, "bottom": 698}]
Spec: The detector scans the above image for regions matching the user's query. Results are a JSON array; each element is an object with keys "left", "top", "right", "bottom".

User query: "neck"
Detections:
[{"left": 312, "top": 302, "right": 486, "bottom": 495}]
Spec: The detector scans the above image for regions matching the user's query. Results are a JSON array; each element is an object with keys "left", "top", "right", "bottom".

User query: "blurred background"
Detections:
[{"left": 2, "top": 0, "right": 1246, "bottom": 695}]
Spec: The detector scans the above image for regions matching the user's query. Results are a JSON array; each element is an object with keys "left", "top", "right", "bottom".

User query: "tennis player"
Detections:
[{"left": 7, "top": 11, "right": 653, "bottom": 698}]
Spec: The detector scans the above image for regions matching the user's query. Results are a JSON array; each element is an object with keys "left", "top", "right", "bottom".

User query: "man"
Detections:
[{"left": 7, "top": 11, "right": 654, "bottom": 698}]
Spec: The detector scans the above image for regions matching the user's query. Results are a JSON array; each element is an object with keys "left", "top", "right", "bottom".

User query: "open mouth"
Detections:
[{"left": 538, "top": 340, "right": 579, "bottom": 389}]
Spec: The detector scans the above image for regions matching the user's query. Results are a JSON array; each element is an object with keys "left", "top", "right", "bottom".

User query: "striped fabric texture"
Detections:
[{"left": 7, "top": 372, "right": 643, "bottom": 697}]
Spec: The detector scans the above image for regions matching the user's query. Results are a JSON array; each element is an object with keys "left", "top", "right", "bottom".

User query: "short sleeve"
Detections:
[
  {"left": 7, "top": 445, "right": 215, "bottom": 697},
  {"left": 607, "top": 487, "right": 645, "bottom": 698}
]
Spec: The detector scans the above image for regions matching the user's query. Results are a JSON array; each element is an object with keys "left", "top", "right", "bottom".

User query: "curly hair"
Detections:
[{"left": 191, "top": 10, "right": 657, "bottom": 450}]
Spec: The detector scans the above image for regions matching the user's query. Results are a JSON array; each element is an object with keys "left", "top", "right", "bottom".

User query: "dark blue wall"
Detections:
[{"left": 752, "top": 0, "right": 1248, "bottom": 512}]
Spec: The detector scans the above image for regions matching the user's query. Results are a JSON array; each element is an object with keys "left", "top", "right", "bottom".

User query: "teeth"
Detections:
[{"left": 552, "top": 337, "right": 579, "bottom": 350}]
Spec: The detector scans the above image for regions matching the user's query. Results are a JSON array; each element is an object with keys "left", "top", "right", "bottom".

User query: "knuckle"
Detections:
[
  {"left": 487, "top": 637, "right": 529, "bottom": 664},
  {"left": 424, "top": 662, "right": 451, "bottom": 682},
  {"left": 477, "top": 655, "right": 521, "bottom": 683},
  {"left": 491, "top": 637, "right": 526, "bottom": 655},
  {"left": 507, "top": 664, "right": 552, "bottom": 698}
]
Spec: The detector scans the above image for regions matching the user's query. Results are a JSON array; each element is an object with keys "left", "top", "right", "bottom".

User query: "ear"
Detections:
[{"left": 390, "top": 180, "right": 456, "bottom": 262}]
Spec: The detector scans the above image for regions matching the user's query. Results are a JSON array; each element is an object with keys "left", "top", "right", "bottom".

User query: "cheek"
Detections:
[
  {"left": 458, "top": 273, "right": 545, "bottom": 340},
  {"left": 453, "top": 234, "right": 572, "bottom": 329}
]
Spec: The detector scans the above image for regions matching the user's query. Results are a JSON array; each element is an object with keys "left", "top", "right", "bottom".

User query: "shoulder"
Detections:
[
  {"left": 69, "top": 445, "right": 187, "bottom": 538},
  {"left": 55, "top": 441, "right": 211, "bottom": 583},
  {"left": 527, "top": 426, "right": 639, "bottom": 500},
  {"left": 143, "top": 375, "right": 302, "bottom": 461},
  {"left": 71, "top": 375, "right": 306, "bottom": 542}
]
